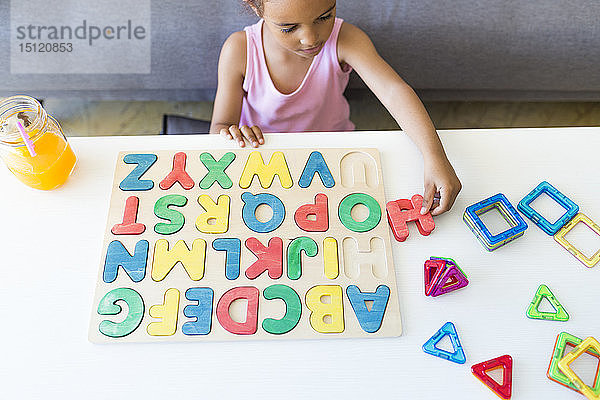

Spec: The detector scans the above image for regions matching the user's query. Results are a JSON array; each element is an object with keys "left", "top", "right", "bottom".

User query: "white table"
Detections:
[{"left": 0, "top": 128, "right": 598, "bottom": 399}]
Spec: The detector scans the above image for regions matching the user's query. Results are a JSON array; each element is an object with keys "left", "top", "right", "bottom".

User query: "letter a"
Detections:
[{"left": 346, "top": 285, "right": 390, "bottom": 333}]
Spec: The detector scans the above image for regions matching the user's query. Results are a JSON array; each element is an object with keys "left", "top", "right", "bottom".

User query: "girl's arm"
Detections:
[
  {"left": 210, "top": 31, "right": 264, "bottom": 147},
  {"left": 338, "top": 23, "right": 461, "bottom": 216}
]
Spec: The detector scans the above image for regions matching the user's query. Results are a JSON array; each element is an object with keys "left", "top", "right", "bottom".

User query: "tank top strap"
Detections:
[
  {"left": 329, "top": 17, "right": 344, "bottom": 46},
  {"left": 323, "top": 18, "right": 350, "bottom": 75},
  {"left": 242, "top": 20, "right": 263, "bottom": 92}
]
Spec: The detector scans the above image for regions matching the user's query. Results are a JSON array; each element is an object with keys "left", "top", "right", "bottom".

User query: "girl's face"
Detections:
[{"left": 262, "top": 0, "right": 336, "bottom": 59}]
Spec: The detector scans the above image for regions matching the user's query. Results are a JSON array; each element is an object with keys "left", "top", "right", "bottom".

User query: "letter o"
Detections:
[{"left": 338, "top": 193, "right": 381, "bottom": 232}]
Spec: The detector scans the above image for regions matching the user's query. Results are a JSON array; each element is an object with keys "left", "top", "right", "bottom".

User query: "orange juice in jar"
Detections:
[{"left": 0, "top": 95, "right": 76, "bottom": 190}]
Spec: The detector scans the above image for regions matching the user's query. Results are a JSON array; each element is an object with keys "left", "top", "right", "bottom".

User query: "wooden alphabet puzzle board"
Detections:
[{"left": 88, "top": 148, "right": 402, "bottom": 343}]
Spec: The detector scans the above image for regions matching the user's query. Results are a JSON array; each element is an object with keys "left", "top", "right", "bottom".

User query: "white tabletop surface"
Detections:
[{"left": 0, "top": 128, "right": 598, "bottom": 399}]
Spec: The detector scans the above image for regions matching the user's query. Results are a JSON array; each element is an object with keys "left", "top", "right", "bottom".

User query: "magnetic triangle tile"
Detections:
[
  {"left": 443, "top": 275, "right": 459, "bottom": 288},
  {"left": 422, "top": 321, "right": 466, "bottom": 364},
  {"left": 526, "top": 284, "right": 569, "bottom": 321},
  {"left": 424, "top": 259, "right": 446, "bottom": 296},
  {"left": 472, "top": 355, "right": 513, "bottom": 399},
  {"left": 430, "top": 263, "right": 469, "bottom": 297},
  {"left": 431, "top": 256, "right": 467, "bottom": 277}
]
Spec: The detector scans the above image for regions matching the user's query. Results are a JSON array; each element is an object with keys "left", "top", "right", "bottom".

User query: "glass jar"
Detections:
[{"left": 0, "top": 95, "right": 76, "bottom": 190}]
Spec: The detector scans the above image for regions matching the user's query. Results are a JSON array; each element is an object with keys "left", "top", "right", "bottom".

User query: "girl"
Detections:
[{"left": 209, "top": 0, "right": 461, "bottom": 215}]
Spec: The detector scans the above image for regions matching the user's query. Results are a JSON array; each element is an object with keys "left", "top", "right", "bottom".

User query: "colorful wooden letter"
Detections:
[
  {"left": 199, "top": 152, "right": 235, "bottom": 189},
  {"left": 262, "top": 284, "right": 302, "bottom": 335},
  {"left": 305, "top": 285, "right": 345, "bottom": 333},
  {"left": 154, "top": 194, "right": 187, "bottom": 235},
  {"left": 119, "top": 153, "right": 157, "bottom": 191},
  {"left": 152, "top": 239, "right": 207, "bottom": 281},
  {"left": 159, "top": 152, "right": 195, "bottom": 190},
  {"left": 346, "top": 285, "right": 390, "bottom": 333},
  {"left": 216, "top": 286, "right": 260, "bottom": 335},
  {"left": 147, "top": 288, "right": 180, "bottom": 336},
  {"left": 241, "top": 192, "right": 285, "bottom": 233},
  {"left": 195, "top": 194, "right": 230, "bottom": 234},
  {"left": 103, "top": 240, "right": 149, "bottom": 283},
  {"left": 294, "top": 193, "right": 329, "bottom": 232},
  {"left": 182, "top": 287, "right": 214, "bottom": 336},
  {"left": 323, "top": 237, "right": 339, "bottom": 279},
  {"left": 298, "top": 151, "right": 335, "bottom": 188},
  {"left": 111, "top": 196, "right": 146, "bottom": 235},
  {"left": 97, "top": 287, "right": 145, "bottom": 338},
  {"left": 239, "top": 151, "right": 293, "bottom": 189},
  {"left": 338, "top": 193, "right": 381, "bottom": 233},
  {"left": 287, "top": 237, "right": 318, "bottom": 280},
  {"left": 386, "top": 194, "right": 435, "bottom": 242},
  {"left": 212, "top": 238, "right": 241, "bottom": 280},
  {"left": 245, "top": 237, "right": 283, "bottom": 279}
]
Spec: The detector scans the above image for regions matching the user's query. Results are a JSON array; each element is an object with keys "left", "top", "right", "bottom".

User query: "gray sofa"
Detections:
[{"left": 1, "top": 0, "right": 599, "bottom": 101}]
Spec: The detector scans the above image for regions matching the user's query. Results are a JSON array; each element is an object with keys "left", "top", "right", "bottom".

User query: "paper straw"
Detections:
[{"left": 16, "top": 120, "right": 36, "bottom": 157}]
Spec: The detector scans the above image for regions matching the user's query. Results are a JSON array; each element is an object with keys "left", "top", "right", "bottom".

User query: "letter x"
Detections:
[{"left": 199, "top": 152, "right": 235, "bottom": 189}]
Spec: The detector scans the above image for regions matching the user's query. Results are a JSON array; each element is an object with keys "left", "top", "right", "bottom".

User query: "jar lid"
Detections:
[{"left": 0, "top": 96, "right": 46, "bottom": 146}]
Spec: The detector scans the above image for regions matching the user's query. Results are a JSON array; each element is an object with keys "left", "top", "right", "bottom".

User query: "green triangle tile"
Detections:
[{"left": 526, "top": 284, "right": 569, "bottom": 322}]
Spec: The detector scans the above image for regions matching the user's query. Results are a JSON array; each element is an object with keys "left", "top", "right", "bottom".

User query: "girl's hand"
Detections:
[
  {"left": 220, "top": 124, "right": 264, "bottom": 148},
  {"left": 421, "top": 157, "right": 462, "bottom": 216}
]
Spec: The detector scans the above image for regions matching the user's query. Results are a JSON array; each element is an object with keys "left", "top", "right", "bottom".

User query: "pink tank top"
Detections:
[{"left": 240, "top": 17, "right": 355, "bottom": 133}]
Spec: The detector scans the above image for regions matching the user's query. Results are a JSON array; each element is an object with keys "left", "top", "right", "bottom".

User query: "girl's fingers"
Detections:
[
  {"left": 240, "top": 125, "right": 259, "bottom": 147},
  {"left": 228, "top": 125, "right": 245, "bottom": 147},
  {"left": 219, "top": 128, "right": 233, "bottom": 140},
  {"left": 431, "top": 193, "right": 441, "bottom": 210},
  {"left": 219, "top": 125, "right": 263, "bottom": 148},
  {"left": 251, "top": 125, "right": 264, "bottom": 144},
  {"left": 431, "top": 186, "right": 453, "bottom": 216},
  {"left": 421, "top": 184, "right": 436, "bottom": 214}
]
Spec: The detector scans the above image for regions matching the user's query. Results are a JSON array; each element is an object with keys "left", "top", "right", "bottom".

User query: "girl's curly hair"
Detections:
[{"left": 243, "top": 0, "right": 265, "bottom": 16}]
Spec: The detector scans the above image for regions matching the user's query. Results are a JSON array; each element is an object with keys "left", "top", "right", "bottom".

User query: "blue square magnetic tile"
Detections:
[
  {"left": 465, "top": 193, "right": 528, "bottom": 247},
  {"left": 518, "top": 181, "right": 579, "bottom": 235}
]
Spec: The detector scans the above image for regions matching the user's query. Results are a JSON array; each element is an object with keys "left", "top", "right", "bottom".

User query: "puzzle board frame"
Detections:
[{"left": 88, "top": 148, "right": 402, "bottom": 343}]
